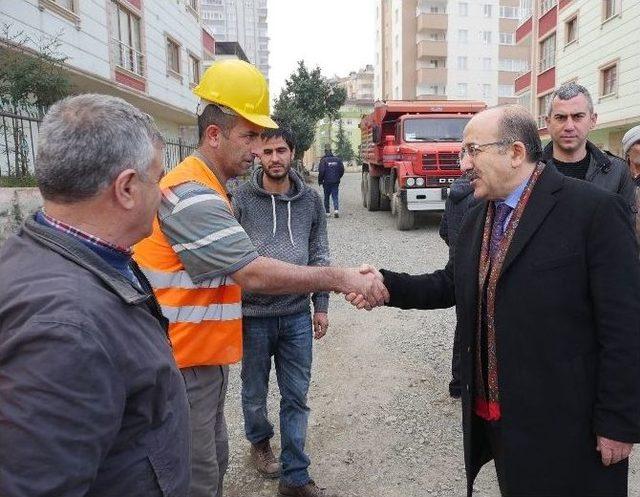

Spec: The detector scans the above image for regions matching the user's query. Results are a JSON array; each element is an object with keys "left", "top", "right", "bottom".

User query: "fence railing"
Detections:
[
  {"left": 0, "top": 106, "right": 197, "bottom": 178},
  {"left": 0, "top": 105, "right": 43, "bottom": 178}
]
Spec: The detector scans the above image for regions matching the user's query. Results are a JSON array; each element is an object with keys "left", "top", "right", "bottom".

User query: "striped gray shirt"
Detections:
[{"left": 158, "top": 181, "right": 258, "bottom": 283}]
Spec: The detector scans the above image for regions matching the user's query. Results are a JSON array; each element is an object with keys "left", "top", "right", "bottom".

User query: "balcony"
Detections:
[
  {"left": 417, "top": 12, "right": 448, "bottom": 31},
  {"left": 112, "top": 40, "right": 144, "bottom": 78},
  {"left": 417, "top": 40, "right": 447, "bottom": 59},
  {"left": 417, "top": 67, "right": 447, "bottom": 85}
]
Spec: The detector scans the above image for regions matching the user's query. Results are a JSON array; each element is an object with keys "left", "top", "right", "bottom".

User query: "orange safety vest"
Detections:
[{"left": 134, "top": 155, "right": 242, "bottom": 368}]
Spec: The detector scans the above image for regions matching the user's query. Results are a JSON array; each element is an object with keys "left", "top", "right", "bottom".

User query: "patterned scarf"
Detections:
[{"left": 474, "top": 162, "right": 545, "bottom": 421}]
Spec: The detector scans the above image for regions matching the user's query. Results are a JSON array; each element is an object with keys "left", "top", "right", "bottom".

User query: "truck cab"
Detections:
[{"left": 360, "top": 100, "right": 486, "bottom": 230}]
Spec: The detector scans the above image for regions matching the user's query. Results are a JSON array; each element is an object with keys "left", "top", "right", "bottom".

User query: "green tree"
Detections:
[
  {"left": 333, "top": 119, "right": 354, "bottom": 163},
  {"left": 0, "top": 25, "right": 70, "bottom": 180},
  {"left": 0, "top": 25, "right": 70, "bottom": 111},
  {"left": 272, "top": 61, "right": 346, "bottom": 161}
]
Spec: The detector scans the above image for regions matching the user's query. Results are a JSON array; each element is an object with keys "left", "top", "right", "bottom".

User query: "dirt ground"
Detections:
[{"left": 224, "top": 172, "right": 640, "bottom": 497}]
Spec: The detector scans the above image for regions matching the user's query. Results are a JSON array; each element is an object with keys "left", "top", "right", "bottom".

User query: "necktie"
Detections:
[{"left": 489, "top": 203, "right": 513, "bottom": 259}]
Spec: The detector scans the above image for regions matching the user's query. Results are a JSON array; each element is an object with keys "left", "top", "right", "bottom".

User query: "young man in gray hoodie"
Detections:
[{"left": 232, "top": 128, "right": 334, "bottom": 497}]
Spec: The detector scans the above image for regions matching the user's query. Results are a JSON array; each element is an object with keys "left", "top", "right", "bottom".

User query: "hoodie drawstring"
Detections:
[
  {"left": 287, "top": 201, "right": 295, "bottom": 246},
  {"left": 271, "top": 195, "right": 277, "bottom": 237},
  {"left": 270, "top": 195, "right": 295, "bottom": 247}
]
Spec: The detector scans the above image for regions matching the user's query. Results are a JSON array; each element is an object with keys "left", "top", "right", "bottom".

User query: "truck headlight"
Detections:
[
  {"left": 415, "top": 177, "right": 425, "bottom": 187},
  {"left": 406, "top": 177, "right": 416, "bottom": 187}
]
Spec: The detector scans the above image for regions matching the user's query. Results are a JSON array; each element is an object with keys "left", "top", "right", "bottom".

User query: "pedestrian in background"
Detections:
[
  {"left": 622, "top": 125, "right": 640, "bottom": 242},
  {"left": 233, "top": 127, "right": 334, "bottom": 497},
  {"left": 0, "top": 94, "right": 190, "bottom": 497},
  {"left": 318, "top": 146, "right": 345, "bottom": 218}
]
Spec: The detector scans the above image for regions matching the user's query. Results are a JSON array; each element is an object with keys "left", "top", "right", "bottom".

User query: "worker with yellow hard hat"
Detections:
[{"left": 134, "top": 59, "right": 387, "bottom": 497}]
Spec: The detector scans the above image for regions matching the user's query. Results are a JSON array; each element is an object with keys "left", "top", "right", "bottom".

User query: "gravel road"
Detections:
[{"left": 225, "top": 172, "right": 639, "bottom": 497}]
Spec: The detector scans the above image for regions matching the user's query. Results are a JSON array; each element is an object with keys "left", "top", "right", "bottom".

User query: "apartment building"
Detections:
[
  {"left": 336, "top": 65, "right": 375, "bottom": 101},
  {"left": 515, "top": 0, "right": 640, "bottom": 153},
  {"left": 0, "top": 0, "right": 212, "bottom": 139},
  {"left": 200, "top": 0, "right": 269, "bottom": 79},
  {"left": 374, "top": 0, "right": 529, "bottom": 105}
]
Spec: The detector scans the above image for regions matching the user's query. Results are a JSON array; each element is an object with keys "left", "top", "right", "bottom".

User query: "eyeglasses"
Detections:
[{"left": 458, "top": 141, "right": 511, "bottom": 162}]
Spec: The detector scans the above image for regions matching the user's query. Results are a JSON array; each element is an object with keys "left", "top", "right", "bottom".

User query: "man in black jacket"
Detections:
[
  {"left": 0, "top": 95, "right": 190, "bottom": 497},
  {"left": 542, "top": 82, "right": 634, "bottom": 210},
  {"left": 353, "top": 105, "right": 640, "bottom": 496}
]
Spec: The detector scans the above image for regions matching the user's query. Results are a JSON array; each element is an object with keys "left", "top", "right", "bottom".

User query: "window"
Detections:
[
  {"left": 499, "top": 5, "right": 520, "bottom": 18},
  {"left": 458, "top": 29, "right": 469, "bottom": 43},
  {"left": 539, "top": 0, "right": 556, "bottom": 16},
  {"left": 457, "top": 83, "right": 468, "bottom": 97},
  {"left": 499, "top": 84, "right": 515, "bottom": 97},
  {"left": 565, "top": 16, "right": 577, "bottom": 45},
  {"left": 482, "top": 84, "right": 491, "bottom": 99},
  {"left": 111, "top": 1, "right": 144, "bottom": 77},
  {"left": 538, "top": 92, "right": 554, "bottom": 128},
  {"left": 457, "top": 56, "right": 468, "bottom": 70},
  {"left": 188, "top": 53, "right": 200, "bottom": 85},
  {"left": 54, "top": 0, "right": 74, "bottom": 10},
  {"left": 483, "top": 4, "right": 492, "bottom": 17},
  {"left": 518, "top": 91, "right": 531, "bottom": 110},
  {"left": 498, "top": 58, "right": 529, "bottom": 72},
  {"left": 39, "top": 0, "right": 79, "bottom": 26},
  {"left": 500, "top": 32, "right": 515, "bottom": 45},
  {"left": 166, "top": 37, "right": 181, "bottom": 75},
  {"left": 601, "top": 63, "right": 618, "bottom": 96},
  {"left": 459, "top": 2, "right": 468, "bottom": 16},
  {"left": 603, "top": 0, "right": 619, "bottom": 21},
  {"left": 483, "top": 57, "right": 492, "bottom": 70},
  {"left": 481, "top": 31, "right": 492, "bottom": 44},
  {"left": 539, "top": 34, "right": 556, "bottom": 72}
]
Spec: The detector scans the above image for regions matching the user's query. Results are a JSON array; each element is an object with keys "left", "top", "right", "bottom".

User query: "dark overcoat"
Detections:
[{"left": 382, "top": 165, "right": 640, "bottom": 496}]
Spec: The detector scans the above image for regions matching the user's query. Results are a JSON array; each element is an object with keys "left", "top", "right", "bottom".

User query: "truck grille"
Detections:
[{"left": 422, "top": 152, "right": 460, "bottom": 171}]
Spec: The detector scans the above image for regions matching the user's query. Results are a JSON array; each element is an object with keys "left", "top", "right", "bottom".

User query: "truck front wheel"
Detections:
[{"left": 392, "top": 188, "right": 415, "bottom": 231}]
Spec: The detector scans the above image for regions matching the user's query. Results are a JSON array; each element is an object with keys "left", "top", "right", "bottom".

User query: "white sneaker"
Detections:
[
  {"left": 334, "top": 211, "right": 340, "bottom": 218},
  {"left": 325, "top": 212, "right": 331, "bottom": 218}
]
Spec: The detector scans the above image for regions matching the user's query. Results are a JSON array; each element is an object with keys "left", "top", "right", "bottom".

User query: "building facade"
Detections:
[
  {"left": 337, "top": 65, "right": 375, "bottom": 101},
  {"left": 515, "top": 0, "right": 640, "bottom": 153},
  {"left": 374, "top": 0, "right": 529, "bottom": 105},
  {"left": 200, "top": 0, "right": 269, "bottom": 79},
  {"left": 1, "top": 0, "right": 211, "bottom": 140}
]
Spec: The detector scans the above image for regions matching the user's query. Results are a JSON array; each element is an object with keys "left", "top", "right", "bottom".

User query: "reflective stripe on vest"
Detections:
[{"left": 133, "top": 155, "right": 242, "bottom": 368}]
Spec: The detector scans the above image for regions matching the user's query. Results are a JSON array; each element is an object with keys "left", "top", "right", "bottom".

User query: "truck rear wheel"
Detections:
[
  {"left": 366, "top": 172, "right": 380, "bottom": 211},
  {"left": 391, "top": 187, "right": 415, "bottom": 231},
  {"left": 379, "top": 180, "right": 391, "bottom": 211},
  {"left": 361, "top": 171, "right": 368, "bottom": 208}
]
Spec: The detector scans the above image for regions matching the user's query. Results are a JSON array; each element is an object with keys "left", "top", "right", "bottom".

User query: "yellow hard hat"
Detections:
[{"left": 193, "top": 59, "right": 278, "bottom": 129}]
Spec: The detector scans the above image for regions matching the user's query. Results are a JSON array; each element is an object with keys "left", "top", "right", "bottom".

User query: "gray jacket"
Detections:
[
  {"left": 0, "top": 217, "right": 190, "bottom": 497},
  {"left": 232, "top": 167, "right": 330, "bottom": 317},
  {"left": 543, "top": 140, "right": 635, "bottom": 211}
]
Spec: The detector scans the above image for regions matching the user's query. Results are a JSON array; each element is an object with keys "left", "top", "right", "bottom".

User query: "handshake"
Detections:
[{"left": 342, "top": 264, "right": 387, "bottom": 310}]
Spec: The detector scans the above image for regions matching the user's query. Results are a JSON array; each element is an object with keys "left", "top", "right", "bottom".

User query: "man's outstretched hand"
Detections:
[{"left": 344, "top": 264, "right": 387, "bottom": 310}]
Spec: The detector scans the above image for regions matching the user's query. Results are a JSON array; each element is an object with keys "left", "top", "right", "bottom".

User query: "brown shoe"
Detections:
[
  {"left": 250, "top": 439, "right": 280, "bottom": 478},
  {"left": 278, "top": 480, "right": 336, "bottom": 497}
]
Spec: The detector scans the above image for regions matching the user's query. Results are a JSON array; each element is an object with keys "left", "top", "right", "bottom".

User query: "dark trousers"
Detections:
[{"left": 322, "top": 182, "right": 339, "bottom": 213}]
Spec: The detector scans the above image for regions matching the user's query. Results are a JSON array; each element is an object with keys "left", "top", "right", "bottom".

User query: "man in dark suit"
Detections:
[{"left": 351, "top": 105, "right": 640, "bottom": 496}]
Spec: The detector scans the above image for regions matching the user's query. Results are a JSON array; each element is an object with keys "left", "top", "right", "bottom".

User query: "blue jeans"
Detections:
[
  {"left": 322, "top": 182, "right": 340, "bottom": 213},
  {"left": 241, "top": 312, "right": 313, "bottom": 487}
]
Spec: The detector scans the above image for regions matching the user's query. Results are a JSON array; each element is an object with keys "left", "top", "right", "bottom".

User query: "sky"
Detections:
[{"left": 267, "top": 0, "right": 376, "bottom": 102}]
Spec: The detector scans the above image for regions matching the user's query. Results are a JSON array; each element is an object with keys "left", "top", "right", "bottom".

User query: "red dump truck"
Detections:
[{"left": 359, "top": 100, "right": 486, "bottom": 230}]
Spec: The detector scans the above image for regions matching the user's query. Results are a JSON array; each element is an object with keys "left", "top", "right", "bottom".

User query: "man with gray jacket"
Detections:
[
  {"left": 233, "top": 128, "right": 334, "bottom": 497},
  {"left": 0, "top": 95, "right": 190, "bottom": 497}
]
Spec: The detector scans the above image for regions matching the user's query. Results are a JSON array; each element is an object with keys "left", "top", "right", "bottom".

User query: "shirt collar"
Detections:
[
  {"left": 497, "top": 173, "right": 532, "bottom": 210},
  {"left": 39, "top": 210, "right": 132, "bottom": 255}
]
